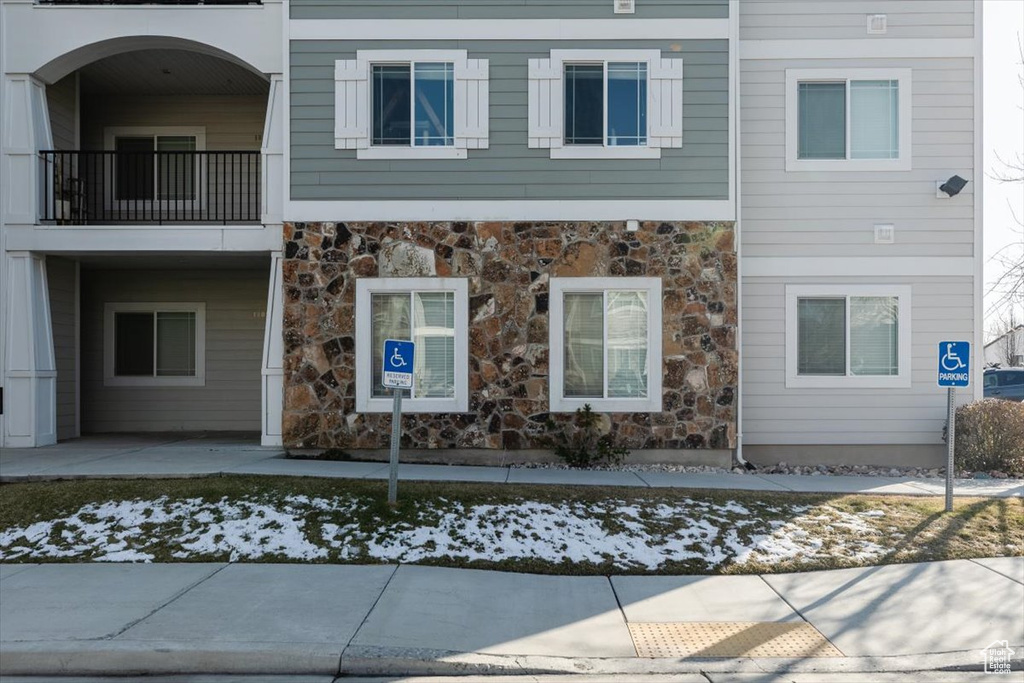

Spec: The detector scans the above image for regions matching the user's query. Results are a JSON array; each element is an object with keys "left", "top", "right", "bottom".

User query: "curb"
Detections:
[
  {"left": 2, "top": 470, "right": 1020, "bottom": 498},
  {"left": 338, "top": 646, "right": 1022, "bottom": 677},
  {"left": 3, "top": 641, "right": 1020, "bottom": 677},
  {"left": 0, "top": 641, "right": 340, "bottom": 677}
]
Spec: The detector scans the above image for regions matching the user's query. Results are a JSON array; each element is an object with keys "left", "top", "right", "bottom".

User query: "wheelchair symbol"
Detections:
[
  {"left": 940, "top": 343, "right": 966, "bottom": 372},
  {"left": 390, "top": 347, "right": 408, "bottom": 368}
]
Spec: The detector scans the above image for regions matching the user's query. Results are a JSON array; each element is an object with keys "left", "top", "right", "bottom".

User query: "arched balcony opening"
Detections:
[{"left": 39, "top": 47, "right": 270, "bottom": 225}]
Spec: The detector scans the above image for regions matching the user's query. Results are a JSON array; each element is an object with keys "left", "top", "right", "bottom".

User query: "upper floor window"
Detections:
[
  {"left": 372, "top": 62, "right": 454, "bottom": 147},
  {"left": 785, "top": 285, "right": 912, "bottom": 389},
  {"left": 336, "top": 50, "right": 489, "bottom": 160},
  {"left": 529, "top": 50, "right": 683, "bottom": 160},
  {"left": 104, "top": 127, "right": 206, "bottom": 205},
  {"left": 786, "top": 69, "right": 912, "bottom": 172},
  {"left": 564, "top": 61, "right": 647, "bottom": 147}
]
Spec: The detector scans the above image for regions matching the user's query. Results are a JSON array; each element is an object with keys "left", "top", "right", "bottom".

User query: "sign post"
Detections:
[
  {"left": 382, "top": 339, "right": 415, "bottom": 505},
  {"left": 937, "top": 340, "right": 970, "bottom": 512}
]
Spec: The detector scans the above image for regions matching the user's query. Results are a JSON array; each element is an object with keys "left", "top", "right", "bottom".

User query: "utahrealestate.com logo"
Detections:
[{"left": 982, "top": 640, "right": 1015, "bottom": 674}]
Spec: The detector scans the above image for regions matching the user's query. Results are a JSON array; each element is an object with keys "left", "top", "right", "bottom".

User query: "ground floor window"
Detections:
[
  {"left": 355, "top": 278, "right": 469, "bottom": 413},
  {"left": 103, "top": 302, "right": 206, "bottom": 386},
  {"left": 549, "top": 277, "right": 663, "bottom": 412},
  {"left": 785, "top": 285, "right": 911, "bottom": 388}
]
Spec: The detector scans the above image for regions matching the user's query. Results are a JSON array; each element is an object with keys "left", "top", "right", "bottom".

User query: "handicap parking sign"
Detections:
[
  {"left": 382, "top": 339, "right": 415, "bottom": 389},
  {"left": 937, "top": 341, "right": 970, "bottom": 387}
]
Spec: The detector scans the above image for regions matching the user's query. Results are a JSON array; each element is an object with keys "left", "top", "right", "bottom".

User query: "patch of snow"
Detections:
[{"left": 0, "top": 493, "right": 893, "bottom": 570}]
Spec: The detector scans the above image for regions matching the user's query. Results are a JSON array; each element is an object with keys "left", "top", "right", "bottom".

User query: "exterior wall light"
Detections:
[{"left": 937, "top": 175, "right": 968, "bottom": 198}]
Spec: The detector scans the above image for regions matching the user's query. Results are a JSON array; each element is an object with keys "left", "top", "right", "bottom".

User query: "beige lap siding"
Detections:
[
  {"left": 80, "top": 269, "right": 266, "bottom": 433},
  {"left": 47, "top": 257, "right": 78, "bottom": 440},
  {"left": 46, "top": 75, "right": 78, "bottom": 150},
  {"left": 281, "top": 220, "right": 738, "bottom": 452}
]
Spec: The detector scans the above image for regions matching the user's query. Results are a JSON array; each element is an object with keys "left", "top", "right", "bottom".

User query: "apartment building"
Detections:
[{"left": 0, "top": 0, "right": 983, "bottom": 468}]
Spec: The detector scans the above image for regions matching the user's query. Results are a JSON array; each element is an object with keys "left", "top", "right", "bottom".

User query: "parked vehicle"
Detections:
[{"left": 983, "top": 368, "right": 1024, "bottom": 402}]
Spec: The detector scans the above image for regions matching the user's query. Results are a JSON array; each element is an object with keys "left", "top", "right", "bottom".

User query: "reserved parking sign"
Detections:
[
  {"left": 382, "top": 339, "right": 415, "bottom": 390},
  {"left": 937, "top": 341, "right": 970, "bottom": 387}
]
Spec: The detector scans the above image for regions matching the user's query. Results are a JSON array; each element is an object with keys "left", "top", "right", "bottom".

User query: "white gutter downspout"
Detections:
[
  {"left": 730, "top": 0, "right": 748, "bottom": 468},
  {"left": 973, "top": 0, "right": 984, "bottom": 395}
]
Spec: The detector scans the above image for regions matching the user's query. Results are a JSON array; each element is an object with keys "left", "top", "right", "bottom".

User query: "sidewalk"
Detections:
[
  {"left": 1, "top": 434, "right": 1021, "bottom": 497},
  {"left": 1, "top": 558, "right": 1022, "bottom": 677}
]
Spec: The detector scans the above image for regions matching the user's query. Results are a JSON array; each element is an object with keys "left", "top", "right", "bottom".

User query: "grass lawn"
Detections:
[{"left": 1, "top": 475, "right": 1021, "bottom": 575}]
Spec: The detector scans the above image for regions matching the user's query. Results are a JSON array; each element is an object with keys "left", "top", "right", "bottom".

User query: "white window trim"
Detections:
[
  {"left": 102, "top": 126, "right": 208, "bottom": 211},
  {"left": 548, "top": 49, "right": 664, "bottom": 160},
  {"left": 103, "top": 302, "right": 206, "bottom": 387},
  {"left": 785, "top": 68, "right": 912, "bottom": 172},
  {"left": 549, "top": 277, "right": 663, "bottom": 412},
  {"left": 785, "top": 285, "right": 912, "bottom": 389},
  {"left": 345, "top": 49, "right": 481, "bottom": 160},
  {"left": 355, "top": 277, "right": 469, "bottom": 413}
]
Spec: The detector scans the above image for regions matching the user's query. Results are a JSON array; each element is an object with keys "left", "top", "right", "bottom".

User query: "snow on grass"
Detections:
[
  {"left": 0, "top": 494, "right": 891, "bottom": 570},
  {"left": 0, "top": 496, "right": 340, "bottom": 563}
]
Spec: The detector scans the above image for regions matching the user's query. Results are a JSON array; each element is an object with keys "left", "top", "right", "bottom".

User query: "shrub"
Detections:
[
  {"left": 954, "top": 399, "right": 1024, "bottom": 476},
  {"left": 543, "top": 404, "right": 629, "bottom": 469}
]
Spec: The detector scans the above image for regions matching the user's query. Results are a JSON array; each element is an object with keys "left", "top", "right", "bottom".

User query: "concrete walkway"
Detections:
[
  {"left": 1, "top": 558, "right": 1021, "bottom": 677},
  {"left": 1, "top": 434, "right": 1021, "bottom": 498}
]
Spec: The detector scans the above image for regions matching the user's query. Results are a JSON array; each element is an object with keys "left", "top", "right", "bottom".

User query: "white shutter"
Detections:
[
  {"left": 334, "top": 59, "right": 368, "bottom": 150},
  {"left": 454, "top": 58, "right": 490, "bottom": 150},
  {"left": 648, "top": 58, "right": 683, "bottom": 149},
  {"left": 528, "top": 58, "right": 563, "bottom": 149}
]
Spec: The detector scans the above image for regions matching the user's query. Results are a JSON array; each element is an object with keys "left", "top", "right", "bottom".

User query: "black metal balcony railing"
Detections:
[
  {"left": 37, "top": 1, "right": 260, "bottom": 5},
  {"left": 40, "top": 151, "right": 261, "bottom": 225}
]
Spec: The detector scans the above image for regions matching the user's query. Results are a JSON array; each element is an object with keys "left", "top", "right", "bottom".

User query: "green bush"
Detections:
[
  {"left": 544, "top": 404, "right": 629, "bottom": 469},
  {"left": 954, "top": 399, "right": 1024, "bottom": 476}
]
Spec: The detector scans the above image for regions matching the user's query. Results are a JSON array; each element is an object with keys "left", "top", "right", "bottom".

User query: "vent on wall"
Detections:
[
  {"left": 615, "top": 0, "right": 635, "bottom": 14},
  {"left": 867, "top": 14, "right": 887, "bottom": 34},
  {"left": 874, "top": 224, "right": 895, "bottom": 244}
]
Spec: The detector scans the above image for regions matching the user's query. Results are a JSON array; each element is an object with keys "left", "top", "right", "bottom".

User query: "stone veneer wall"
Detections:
[{"left": 282, "top": 221, "right": 737, "bottom": 453}]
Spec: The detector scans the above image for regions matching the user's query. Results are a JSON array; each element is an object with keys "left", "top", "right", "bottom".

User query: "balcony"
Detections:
[{"left": 40, "top": 150, "right": 261, "bottom": 225}]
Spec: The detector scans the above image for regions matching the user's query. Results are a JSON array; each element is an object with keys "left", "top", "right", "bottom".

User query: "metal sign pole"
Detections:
[
  {"left": 388, "top": 388, "right": 402, "bottom": 505},
  {"left": 945, "top": 386, "right": 955, "bottom": 513}
]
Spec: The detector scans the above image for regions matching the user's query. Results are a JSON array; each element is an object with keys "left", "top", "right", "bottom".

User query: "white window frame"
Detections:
[
  {"left": 103, "top": 302, "right": 206, "bottom": 387},
  {"left": 552, "top": 49, "right": 658, "bottom": 160},
  {"left": 549, "top": 277, "right": 663, "bottom": 412},
  {"left": 336, "top": 49, "right": 489, "bottom": 161},
  {"left": 355, "top": 277, "right": 469, "bottom": 413},
  {"left": 785, "top": 68, "right": 912, "bottom": 172},
  {"left": 785, "top": 285, "right": 912, "bottom": 389},
  {"left": 103, "top": 126, "right": 208, "bottom": 212}
]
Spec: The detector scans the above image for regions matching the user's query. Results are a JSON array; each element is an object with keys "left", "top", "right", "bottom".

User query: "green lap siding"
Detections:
[
  {"left": 291, "top": 0, "right": 728, "bottom": 21},
  {"left": 290, "top": 39, "right": 730, "bottom": 202}
]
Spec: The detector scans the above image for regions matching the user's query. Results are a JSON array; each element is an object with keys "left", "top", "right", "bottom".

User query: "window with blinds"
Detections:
[
  {"left": 563, "top": 290, "right": 650, "bottom": 399},
  {"left": 370, "top": 291, "right": 456, "bottom": 399},
  {"left": 796, "top": 296, "right": 899, "bottom": 378},
  {"left": 796, "top": 78, "right": 900, "bottom": 161},
  {"left": 551, "top": 277, "right": 662, "bottom": 412},
  {"left": 355, "top": 278, "right": 469, "bottom": 413}
]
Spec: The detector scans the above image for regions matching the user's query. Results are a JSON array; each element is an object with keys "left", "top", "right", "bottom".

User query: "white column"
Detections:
[
  {"left": 2, "top": 75, "right": 52, "bottom": 226},
  {"left": 261, "top": 251, "right": 284, "bottom": 446},
  {"left": 261, "top": 74, "right": 284, "bottom": 226},
  {"left": 3, "top": 251, "right": 57, "bottom": 447}
]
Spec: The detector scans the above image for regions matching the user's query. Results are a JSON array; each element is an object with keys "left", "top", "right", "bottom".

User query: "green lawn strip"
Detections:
[{"left": 0, "top": 475, "right": 1021, "bottom": 575}]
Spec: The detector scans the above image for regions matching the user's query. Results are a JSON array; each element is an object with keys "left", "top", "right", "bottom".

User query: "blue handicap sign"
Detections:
[
  {"left": 382, "top": 339, "right": 415, "bottom": 389},
  {"left": 937, "top": 341, "right": 970, "bottom": 387}
]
